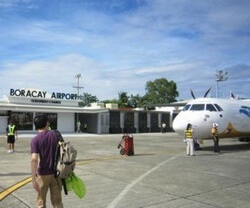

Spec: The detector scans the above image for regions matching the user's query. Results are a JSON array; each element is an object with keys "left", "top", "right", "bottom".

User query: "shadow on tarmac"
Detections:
[
  {"left": 129, "top": 153, "right": 155, "bottom": 157},
  {"left": 201, "top": 143, "right": 250, "bottom": 153}
]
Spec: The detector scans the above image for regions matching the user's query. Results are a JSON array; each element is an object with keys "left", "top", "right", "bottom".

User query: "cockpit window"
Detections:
[
  {"left": 206, "top": 104, "right": 217, "bottom": 111},
  {"left": 183, "top": 104, "right": 191, "bottom": 111},
  {"left": 183, "top": 103, "right": 223, "bottom": 112},
  {"left": 214, "top": 104, "right": 223, "bottom": 111},
  {"left": 190, "top": 104, "right": 205, "bottom": 111}
]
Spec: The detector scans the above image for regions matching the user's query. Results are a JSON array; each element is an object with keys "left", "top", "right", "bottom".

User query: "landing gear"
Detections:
[{"left": 194, "top": 141, "right": 202, "bottom": 150}]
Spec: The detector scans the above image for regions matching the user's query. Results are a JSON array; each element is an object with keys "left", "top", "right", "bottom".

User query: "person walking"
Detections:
[
  {"left": 161, "top": 122, "right": 166, "bottom": 133},
  {"left": 31, "top": 114, "right": 64, "bottom": 208},
  {"left": 76, "top": 120, "right": 81, "bottom": 133},
  {"left": 184, "top": 123, "right": 195, "bottom": 156},
  {"left": 211, "top": 123, "right": 220, "bottom": 152},
  {"left": 6, "top": 120, "right": 18, "bottom": 153}
]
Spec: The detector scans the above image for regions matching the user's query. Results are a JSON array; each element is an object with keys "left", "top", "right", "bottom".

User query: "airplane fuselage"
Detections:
[{"left": 173, "top": 98, "right": 250, "bottom": 139}]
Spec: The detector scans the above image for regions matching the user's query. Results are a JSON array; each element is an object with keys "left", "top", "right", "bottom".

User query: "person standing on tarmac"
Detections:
[
  {"left": 76, "top": 120, "right": 81, "bottom": 133},
  {"left": 161, "top": 122, "right": 167, "bottom": 133},
  {"left": 31, "top": 114, "right": 64, "bottom": 208},
  {"left": 184, "top": 123, "right": 195, "bottom": 156},
  {"left": 211, "top": 123, "right": 220, "bottom": 152},
  {"left": 6, "top": 120, "right": 18, "bottom": 153}
]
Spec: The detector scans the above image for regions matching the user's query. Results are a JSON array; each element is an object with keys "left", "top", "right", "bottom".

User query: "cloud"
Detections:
[
  {"left": 0, "top": 54, "right": 95, "bottom": 94},
  {"left": 0, "top": 0, "right": 33, "bottom": 9},
  {"left": 0, "top": 0, "right": 250, "bottom": 101}
]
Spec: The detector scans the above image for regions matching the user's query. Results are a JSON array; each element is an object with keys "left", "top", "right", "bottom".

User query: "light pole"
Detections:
[
  {"left": 73, "top": 74, "right": 84, "bottom": 128},
  {"left": 215, "top": 70, "right": 228, "bottom": 98},
  {"left": 73, "top": 74, "right": 84, "bottom": 100}
]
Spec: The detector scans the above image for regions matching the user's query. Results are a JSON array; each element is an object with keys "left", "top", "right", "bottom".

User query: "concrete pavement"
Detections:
[{"left": 1, "top": 132, "right": 250, "bottom": 208}]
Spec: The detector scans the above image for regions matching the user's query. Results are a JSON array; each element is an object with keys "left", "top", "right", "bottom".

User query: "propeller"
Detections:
[
  {"left": 204, "top": 87, "right": 212, "bottom": 98},
  {"left": 190, "top": 87, "right": 212, "bottom": 99},
  {"left": 190, "top": 89, "right": 196, "bottom": 99}
]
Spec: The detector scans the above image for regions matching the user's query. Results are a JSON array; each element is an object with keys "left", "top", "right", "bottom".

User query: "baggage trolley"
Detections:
[{"left": 117, "top": 134, "right": 134, "bottom": 156}]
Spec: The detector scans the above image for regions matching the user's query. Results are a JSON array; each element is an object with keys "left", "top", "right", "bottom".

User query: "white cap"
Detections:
[{"left": 213, "top": 123, "right": 218, "bottom": 127}]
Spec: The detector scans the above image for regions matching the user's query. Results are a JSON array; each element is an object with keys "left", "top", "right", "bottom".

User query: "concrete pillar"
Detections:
[
  {"left": 147, "top": 112, "right": 151, "bottom": 132},
  {"left": 134, "top": 112, "right": 139, "bottom": 133}
]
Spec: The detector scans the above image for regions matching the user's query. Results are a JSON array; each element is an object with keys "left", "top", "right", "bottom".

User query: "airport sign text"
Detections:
[{"left": 10, "top": 89, "right": 78, "bottom": 100}]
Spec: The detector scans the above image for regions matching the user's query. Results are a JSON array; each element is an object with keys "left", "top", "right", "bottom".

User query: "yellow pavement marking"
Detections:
[
  {"left": 0, "top": 177, "right": 32, "bottom": 201},
  {"left": 0, "top": 155, "right": 123, "bottom": 201}
]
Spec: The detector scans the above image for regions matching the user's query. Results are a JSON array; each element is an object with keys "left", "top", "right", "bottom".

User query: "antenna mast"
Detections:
[
  {"left": 73, "top": 74, "right": 84, "bottom": 99},
  {"left": 215, "top": 70, "right": 228, "bottom": 98}
]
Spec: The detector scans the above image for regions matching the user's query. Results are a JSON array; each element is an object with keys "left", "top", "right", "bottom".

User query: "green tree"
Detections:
[
  {"left": 104, "top": 92, "right": 137, "bottom": 108},
  {"left": 129, "top": 94, "right": 146, "bottom": 108},
  {"left": 103, "top": 92, "right": 130, "bottom": 108},
  {"left": 103, "top": 99, "right": 119, "bottom": 104},
  {"left": 78, "top": 93, "right": 99, "bottom": 107},
  {"left": 144, "top": 78, "right": 179, "bottom": 104},
  {"left": 118, "top": 91, "right": 130, "bottom": 108}
]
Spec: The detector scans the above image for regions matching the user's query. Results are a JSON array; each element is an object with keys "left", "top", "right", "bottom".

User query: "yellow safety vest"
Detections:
[
  {"left": 7, "top": 125, "right": 15, "bottom": 136},
  {"left": 185, "top": 129, "right": 193, "bottom": 139}
]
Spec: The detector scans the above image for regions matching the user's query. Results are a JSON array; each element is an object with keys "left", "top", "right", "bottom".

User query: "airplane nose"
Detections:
[{"left": 173, "top": 113, "right": 187, "bottom": 136}]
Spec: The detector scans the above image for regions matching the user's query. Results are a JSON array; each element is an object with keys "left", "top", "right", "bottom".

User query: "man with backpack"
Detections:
[{"left": 31, "top": 114, "right": 64, "bottom": 208}]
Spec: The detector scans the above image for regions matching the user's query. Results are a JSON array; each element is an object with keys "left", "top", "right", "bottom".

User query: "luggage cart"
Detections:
[{"left": 117, "top": 134, "right": 134, "bottom": 156}]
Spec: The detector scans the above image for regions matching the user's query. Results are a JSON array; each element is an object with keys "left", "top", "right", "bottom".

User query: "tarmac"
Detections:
[{"left": 1, "top": 132, "right": 250, "bottom": 208}]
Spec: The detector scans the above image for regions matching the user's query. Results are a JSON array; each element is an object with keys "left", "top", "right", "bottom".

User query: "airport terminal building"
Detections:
[{"left": 0, "top": 88, "right": 178, "bottom": 134}]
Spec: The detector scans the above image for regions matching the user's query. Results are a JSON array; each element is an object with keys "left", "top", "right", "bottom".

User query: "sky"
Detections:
[{"left": 0, "top": 0, "right": 250, "bottom": 101}]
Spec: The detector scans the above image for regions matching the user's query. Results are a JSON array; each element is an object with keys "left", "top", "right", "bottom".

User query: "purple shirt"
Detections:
[{"left": 31, "top": 130, "right": 58, "bottom": 175}]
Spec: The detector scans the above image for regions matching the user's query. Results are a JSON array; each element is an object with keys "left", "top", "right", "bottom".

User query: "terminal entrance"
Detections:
[{"left": 6, "top": 112, "right": 57, "bottom": 130}]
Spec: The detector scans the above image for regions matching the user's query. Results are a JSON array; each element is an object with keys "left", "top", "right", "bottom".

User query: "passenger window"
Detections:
[
  {"left": 214, "top": 104, "right": 223, "bottom": 111},
  {"left": 190, "top": 104, "right": 205, "bottom": 111},
  {"left": 206, "top": 104, "right": 217, "bottom": 111},
  {"left": 183, "top": 104, "right": 191, "bottom": 111}
]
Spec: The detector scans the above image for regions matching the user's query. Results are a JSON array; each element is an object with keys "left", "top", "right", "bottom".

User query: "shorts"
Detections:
[{"left": 7, "top": 135, "right": 15, "bottom": 144}]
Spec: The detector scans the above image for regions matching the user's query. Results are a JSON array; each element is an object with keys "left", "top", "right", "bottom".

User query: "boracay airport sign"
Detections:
[{"left": 10, "top": 88, "right": 78, "bottom": 100}]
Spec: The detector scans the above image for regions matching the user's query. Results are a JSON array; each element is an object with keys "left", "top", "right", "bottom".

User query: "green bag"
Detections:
[{"left": 66, "top": 172, "right": 86, "bottom": 199}]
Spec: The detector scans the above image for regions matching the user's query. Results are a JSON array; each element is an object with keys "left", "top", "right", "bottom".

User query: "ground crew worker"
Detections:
[
  {"left": 184, "top": 123, "right": 195, "bottom": 156},
  {"left": 6, "top": 120, "right": 18, "bottom": 153},
  {"left": 47, "top": 122, "right": 52, "bottom": 130},
  {"left": 211, "top": 123, "right": 220, "bottom": 152}
]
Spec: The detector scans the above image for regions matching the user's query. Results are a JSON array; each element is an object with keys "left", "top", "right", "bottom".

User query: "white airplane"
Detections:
[{"left": 172, "top": 97, "right": 250, "bottom": 141}]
